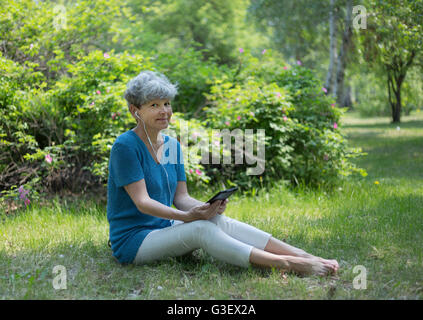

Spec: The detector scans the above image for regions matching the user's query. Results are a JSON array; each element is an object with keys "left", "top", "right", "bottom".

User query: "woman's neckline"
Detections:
[{"left": 128, "top": 129, "right": 167, "bottom": 165}]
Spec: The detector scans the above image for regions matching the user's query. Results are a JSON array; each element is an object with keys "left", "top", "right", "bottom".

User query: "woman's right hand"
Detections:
[{"left": 184, "top": 201, "right": 222, "bottom": 222}]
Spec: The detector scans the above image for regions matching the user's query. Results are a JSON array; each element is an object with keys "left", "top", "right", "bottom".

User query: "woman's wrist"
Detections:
[{"left": 172, "top": 208, "right": 192, "bottom": 222}]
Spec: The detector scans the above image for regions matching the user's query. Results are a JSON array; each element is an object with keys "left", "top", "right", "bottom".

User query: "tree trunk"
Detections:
[
  {"left": 334, "top": 0, "right": 353, "bottom": 106},
  {"left": 386, "top": 51, "right": 416, "bottom": 123},
  {"left": 325, "top": 0, "right": 337, "bottom": 95}
]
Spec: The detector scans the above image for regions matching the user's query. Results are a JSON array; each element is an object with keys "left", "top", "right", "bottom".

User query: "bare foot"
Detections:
[
  {"left": 283, "top": 256, "right": 336, "bottom": 276},
  {"left": 311, "top": 257, "right": 339, "bottom": 274},
  {"left": 299, "top": 253, "right": 339, "bottom": 274}
]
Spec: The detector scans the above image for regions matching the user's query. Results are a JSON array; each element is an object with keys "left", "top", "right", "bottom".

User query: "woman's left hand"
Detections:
[{"left": 216, "top": 199, "right": 229, "bottom": 215}]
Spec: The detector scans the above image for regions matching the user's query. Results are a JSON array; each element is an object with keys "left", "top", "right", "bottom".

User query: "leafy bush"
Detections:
[
  {"left": 201, "top": 50, "right": 367, "bottom": 191},
  {"left": 151, "top": 46, "right": 227, "bottom": 116}
]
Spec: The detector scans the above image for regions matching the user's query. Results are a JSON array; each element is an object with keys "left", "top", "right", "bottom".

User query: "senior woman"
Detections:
[{"left": 107, "top": 70, "right": 339, "bottom": 276}]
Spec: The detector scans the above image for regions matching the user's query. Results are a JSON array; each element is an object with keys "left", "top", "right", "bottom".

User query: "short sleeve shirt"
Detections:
[{"left": 107, "top": 130, "right": 186, "bottom": 264}]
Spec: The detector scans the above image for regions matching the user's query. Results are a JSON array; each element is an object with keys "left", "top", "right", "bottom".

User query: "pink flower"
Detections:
[
  {"left": 322, "top": 87, "right": 328, "bottom": 93},
  {"left": 45, "top": 154, "right": 52, "bottom": 163},
  {"left": 239, "top": 48, "right": 244, "bottom": 53},
  {"left": 225, "top": 121, "right": 230, "bottom": 126},
  {"left": 103, "top": 53, "right": 110, "bottom": 58},
  {"left": 19, "top": 188, "right": 29, "bottom": 199},
  {"left": 296, "top": 60, "right": 302, "bottom": 65},
  {"left": 261, "top": 49, "right": 266, "bottom": 54},
  {"left": 276, "top": 92, "right": 281, "bottom": 98},
  {"left": 90, "top": 102, "right": 95, "bottom": 106},
  {"left": 331, "top": 103, "right": 336, "bottom": 108},
  {"left": 333, "top": 122, "right": 338, "bottom": 129},
  {"left": 283, "top": 66, "right": 288, "bottom": 70},
  {"left": 112, "top": 113, "right": 117, "bottom": 120},
  {"left": 250, "top": 112, "right": 255, "bottom": 117},
  {"left": 283, "top": 115, "right": 288, "bottom": 122},
  {"left": 235, "top": 97, "right": 239, "bottom": 102},
  {"left": 106, "top": 88, "right": 110, "bottom": 93},
  {"left": 195, "top": 169, "right": 202, "bottom": 176},
  {"left": 30, "top": 43, "right": 34, "bottom": 49},
  {"left": 96, "top": 90, "right": 101, "bottom": 95},
  {"left": 214, "top": 141, "right": 219, "bottom": 146},
  {"left": 237, "top": 116, "right": 241, "bottom": 121},
  {"left": 24, "top": 198, "right": 30, "bottom": 206},
  {"left": 189, "top": 169, "right": 193, "bottom": 174}
]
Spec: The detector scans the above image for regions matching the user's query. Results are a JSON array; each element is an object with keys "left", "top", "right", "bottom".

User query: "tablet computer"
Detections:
[{"left": 206, "top": 187, "right": 238, "bottom": 204}]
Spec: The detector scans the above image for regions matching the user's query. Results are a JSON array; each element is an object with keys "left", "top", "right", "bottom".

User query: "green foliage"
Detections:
[
  {"left": 202, "top": 50, "right": 366, "bottom": 190},
  {"left": 151, "top": 47, "right": 227, "bottom": 115},
  {"left": 0, "top": 0, "right": 367, "bottom": 203}
]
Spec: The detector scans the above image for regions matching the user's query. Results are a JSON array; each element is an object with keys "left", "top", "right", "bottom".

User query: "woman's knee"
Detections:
[
  {"left": 187, "top": 220, "right": 220, "bottom": 244},
  {"left": 189, "top": 219, "right": 218, "bottom": 233}
]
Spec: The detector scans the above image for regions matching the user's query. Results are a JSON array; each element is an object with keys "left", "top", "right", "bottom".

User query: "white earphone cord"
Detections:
[{"left": 136, "top": 112, "right": 172, "bottom": 206}]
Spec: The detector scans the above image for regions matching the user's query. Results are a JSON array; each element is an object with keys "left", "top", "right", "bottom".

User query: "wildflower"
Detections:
[
  {"left": 331, "top": 103, "right": 336, "bottom": 108},
  {"left": 189, "top": 169, "right": 193, "bottom": 174},
  {"left": 296, "top": 60, "right": 302, "bottom": 65},
  {"left": 195, "top": 169, "right": 202, "bottom": 176},
  {"left": 261, "top": 49, "right": 266, "bottom": 54},
  {"left": 104, "top": 52, "right": 110, "bottom": 58},
  {"left": 250, "top": 112, "right": 255, "bottom": 117},
  {"left": 237, "top": 116, "right": 241, "bottom": 121},
  {"left": 90, "top": 102, "right": 95, "bottom": 106},
  {"left": 374, "top": 181, "right": 380, "bottom": 185},
  {"left": 323, "top": 154, "right": 329, "bottom": 161},
  {"left": 283, "top": 115, "right": 288, "bottom": 122},
  {"left": 235, "top": 97, "right": 239, "bottom": 102},
  {"left": 239, "top": 48, "right": 244, "bottom": 53},
  {"left": 225, "top": 121, "right": 230, "bottom": 126},
  {"left": 45, "top": 154, "right": 52, "bottom": 163},
  {"left": 30, "top": 43, "right": 34, "bottom": 50},
  {"left": 19, "top": 187, "right": 29, "bottom": 199},
  {"left": 333, "top": 122, "right": 338, "bottom": 129},
  {"left": 322, "top": 87, "right": 328, "bottom": 93},
  {"left": 283, "top": 66, "right": 288, "bottom": 70},
  {"left": 112, "top": 113, "right": 117, "bottom": 120},
  {"left": 396, "top": 126, "right": 400, "bottom": 131},
  {"left": 106, "top": 88, "right": 110, "bottom": 93},
  {"left": 24, "top": 198, "right": 30, "bottom": 206},
  {"left": 276, "top": 92, "right": 281, "bottom": 98},
  {"left": 96, "top": 90, "right": 101, "bottom": 95}
]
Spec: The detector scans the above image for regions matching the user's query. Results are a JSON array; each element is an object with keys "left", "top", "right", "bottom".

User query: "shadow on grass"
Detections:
[{"left": 343, "top": 119, "right": 423, "bottom": 131}]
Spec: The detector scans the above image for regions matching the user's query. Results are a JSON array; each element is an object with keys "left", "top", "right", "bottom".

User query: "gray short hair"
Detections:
[{"left": 124, "top": 70, "right": 178, "bottom": 108}]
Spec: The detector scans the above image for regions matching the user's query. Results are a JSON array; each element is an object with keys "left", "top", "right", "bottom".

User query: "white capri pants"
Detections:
[{"left": 133, "top": 214, "right": 272, "bottom": 268}]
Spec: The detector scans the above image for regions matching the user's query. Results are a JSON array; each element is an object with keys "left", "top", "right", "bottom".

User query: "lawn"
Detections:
[{"left": 1, "top": 111, "right": 422, "bottom": 300}]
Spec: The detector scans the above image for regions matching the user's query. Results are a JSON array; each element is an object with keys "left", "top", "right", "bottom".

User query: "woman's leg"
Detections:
[
  {"left": 208, "top": 214, "right": 339, "bottom": 273},
  {"left": 135, "top": 219, "right": 335, "bottom": 276},
  {"left": 133, "top": 220, "right": 254, "bottom": 268}
]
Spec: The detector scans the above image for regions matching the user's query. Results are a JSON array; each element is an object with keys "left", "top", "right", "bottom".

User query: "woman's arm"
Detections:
[
  {"left": 173, "top": 181, "right": 228, "bottom": 214},
  {"left": 173, "top": 181, "right": 204, "bottom": 211},
  {"left": 124, "top": 178, "right": 188, "bottom": 221},
  {"left": 124, "top": 179, "right": 221, "bottom": 222}
]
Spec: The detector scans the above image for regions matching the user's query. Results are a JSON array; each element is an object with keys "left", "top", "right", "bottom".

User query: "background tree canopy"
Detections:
[{"left": 0, "top": 0, "right": 421, "bottom": 203}]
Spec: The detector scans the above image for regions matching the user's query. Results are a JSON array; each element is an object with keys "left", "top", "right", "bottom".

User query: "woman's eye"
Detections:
[{"left": 151, "top": 102, "right": 171, "bottom": 107}]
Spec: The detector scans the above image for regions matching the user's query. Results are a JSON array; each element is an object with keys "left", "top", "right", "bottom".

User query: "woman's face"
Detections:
[{"left": 135, "top": 98, "right": 173, "bottom": 130}]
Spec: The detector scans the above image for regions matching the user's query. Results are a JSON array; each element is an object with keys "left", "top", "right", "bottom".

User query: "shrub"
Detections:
[{"left": 200, "top": 50, "right": 367, "bottom": 191}]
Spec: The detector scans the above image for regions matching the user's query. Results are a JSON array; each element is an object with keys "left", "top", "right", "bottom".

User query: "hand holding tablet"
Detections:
[{"left": 206, "top": 187, "right": 238, "bottom": 204}]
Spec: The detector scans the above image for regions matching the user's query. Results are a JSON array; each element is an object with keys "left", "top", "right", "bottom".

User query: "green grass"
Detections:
[{"left": 1, "top": 111, "right": 423, "bottom": 299}]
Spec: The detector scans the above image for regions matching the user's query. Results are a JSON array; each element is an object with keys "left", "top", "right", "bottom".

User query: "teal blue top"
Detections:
[{"left": 107, "top": 130, "right": 186, "bottom": 264}]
